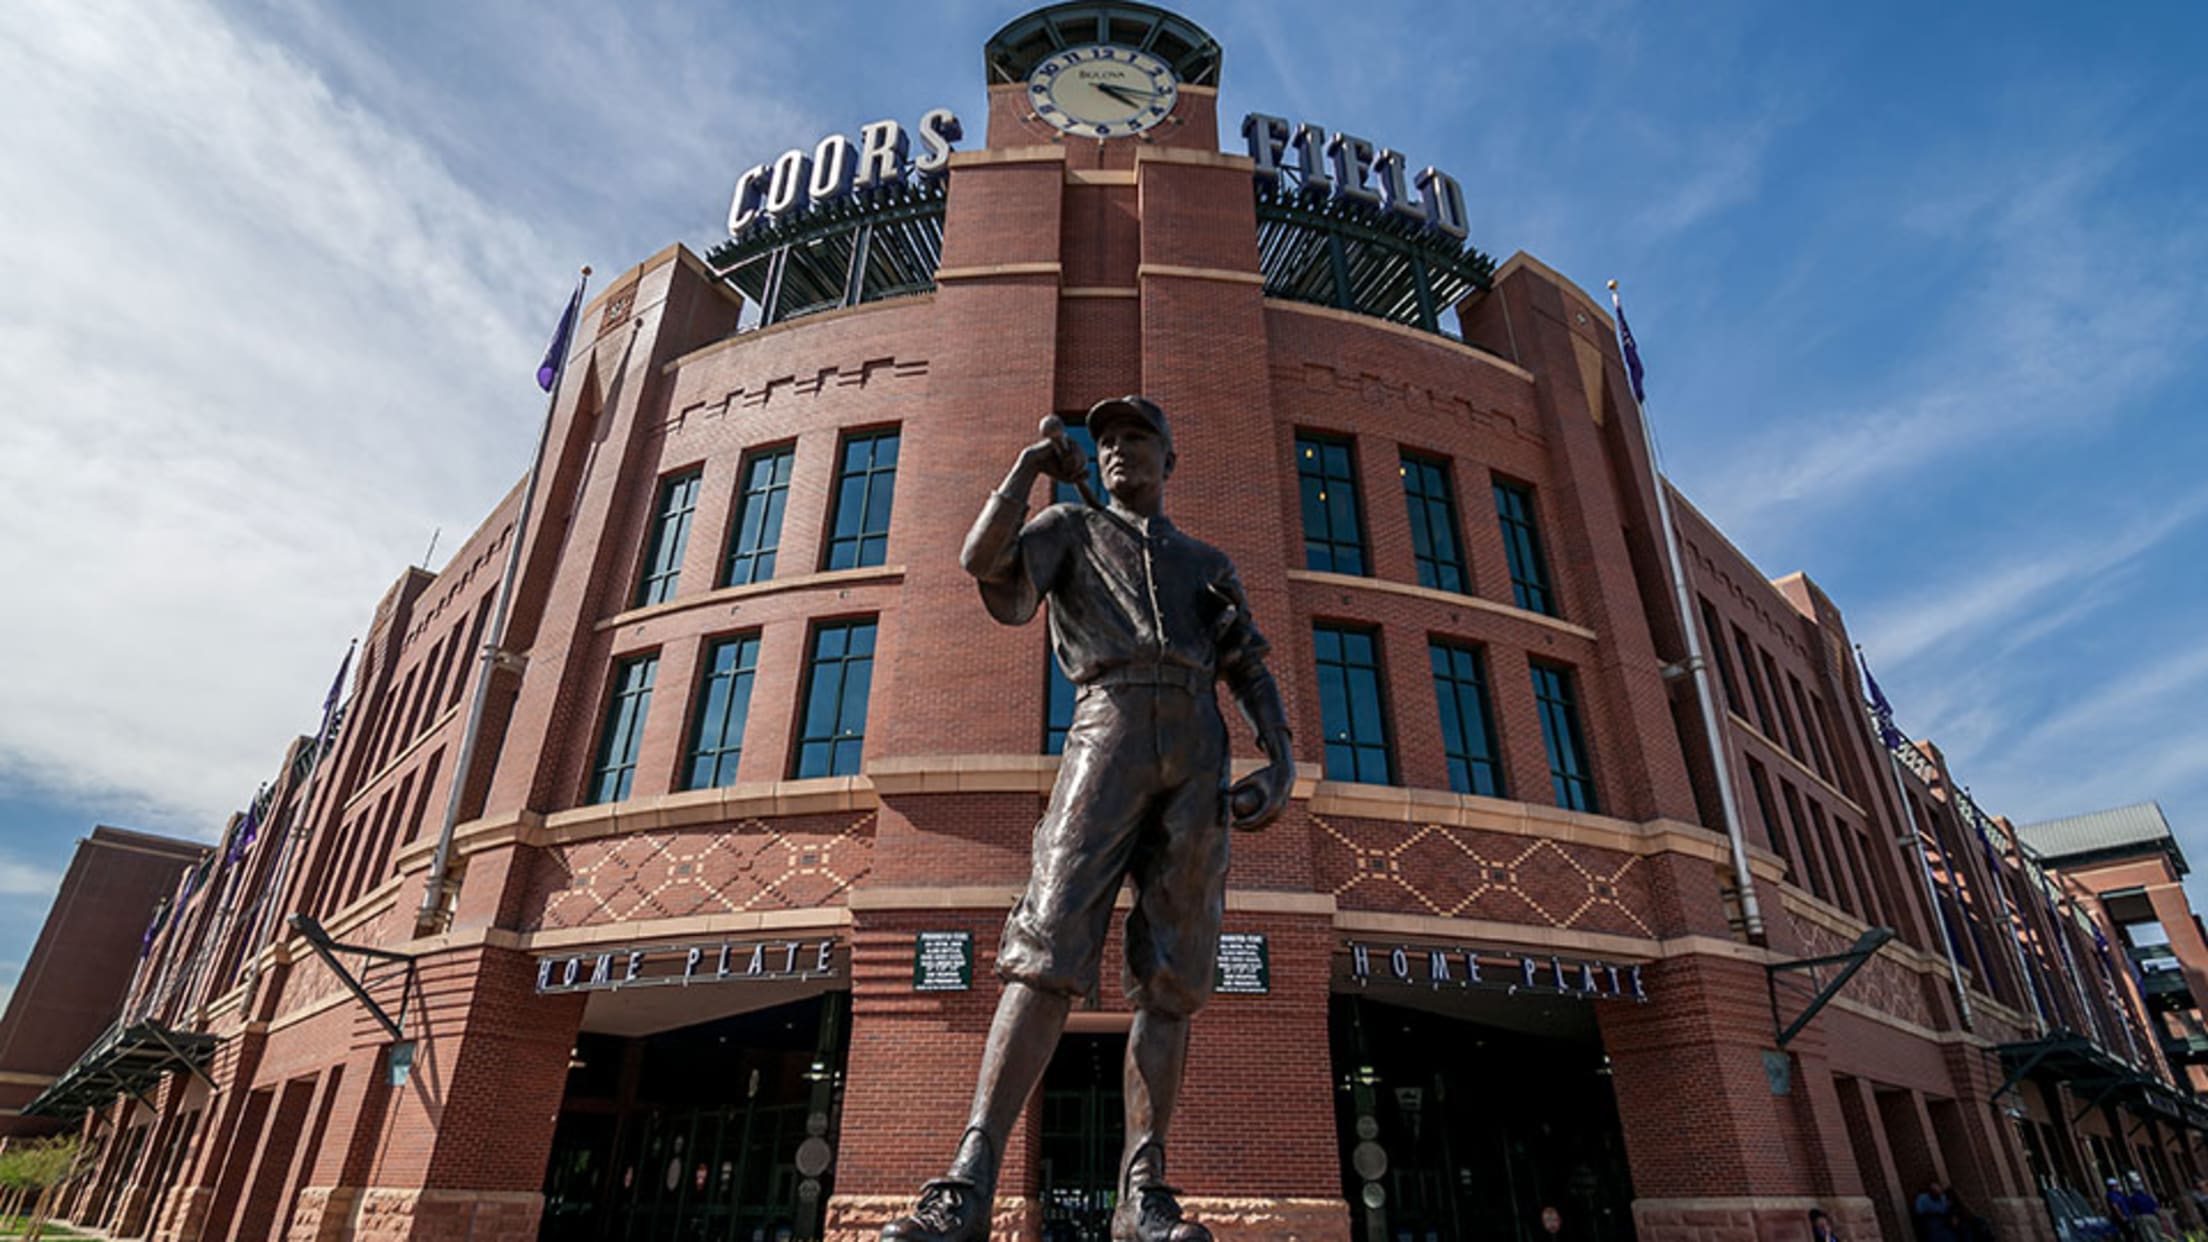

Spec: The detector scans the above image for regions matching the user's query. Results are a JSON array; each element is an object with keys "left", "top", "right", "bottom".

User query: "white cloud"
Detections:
[
  {"left": 0, "top": 860, "right": 61, "bottom": 899},
  {"left": 0, "top": 0, "right": 561, "bottom": 828}
]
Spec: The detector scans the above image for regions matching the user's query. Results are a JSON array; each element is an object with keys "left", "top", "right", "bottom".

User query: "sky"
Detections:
[{"left": 0, "top": 0, "right": 2203, "bottom": 1012}]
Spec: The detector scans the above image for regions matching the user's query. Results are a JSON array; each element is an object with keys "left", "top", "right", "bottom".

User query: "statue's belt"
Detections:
[{"left": 1083, "top": 664, "right": 1213, "bottom": 694}]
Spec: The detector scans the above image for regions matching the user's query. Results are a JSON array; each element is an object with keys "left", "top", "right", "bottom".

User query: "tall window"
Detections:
[
  {"left": 1699, "top": 598, "right": 1745, "bottom": 715},
  {"left": 1492, "top": 479, "right": 1555, "bottom": 615},
  {"left": 1400, "top": 454, "right": 1468, "bottom": 593},
  {"left": 1314, "top": 625, "right": 1393, "bottom": 784},
  {"left": 637, "top": 471, "right": 702, "bottom": 607},
  {"left": 1529, "top": 662, "right": 1596, "bottom": 812},
  {"left": 723, "top": 446, "right": 795, "bottom": 586},
  {"left": 1429, "top": 641, "right": 1503, "bottom": 797},
  {"left": 590, "top": 654, "right": 658, "bottom": 803},
  {"left": 1297, "top": 434, "right": 1367, "bottom": 575},
  {"left": 1044, "top": 654, "right": 1076, "bottom": 755},
  {"left": 1052, "top": 421, "right": 1101, "bottom": 507},
  {"left": 1732, "top": 625, "right": 1776, "bottom": 736},
  {"left": 685, "top": 634, "right": 762, "bottom": 790},
  {"left": 824, "top": 430, "right": 900, "bottom": 570},
  {"left": 793, "top": 619, "right": 876, "bottom": 778}
]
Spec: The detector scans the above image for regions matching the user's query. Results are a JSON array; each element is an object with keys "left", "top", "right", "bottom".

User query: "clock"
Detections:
[{"left": 1026, "top": 45, "right": 1179, "bottom": 139}]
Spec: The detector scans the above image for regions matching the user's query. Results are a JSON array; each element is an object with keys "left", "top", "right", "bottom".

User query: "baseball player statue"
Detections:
[{"left": 882, "top": 396, "right": 1295, "bottom": 1242}]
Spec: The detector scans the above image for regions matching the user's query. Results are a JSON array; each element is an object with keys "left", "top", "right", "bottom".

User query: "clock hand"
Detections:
[{"left": 1095, "top": 82, "right": 1161, "bottom": 108}]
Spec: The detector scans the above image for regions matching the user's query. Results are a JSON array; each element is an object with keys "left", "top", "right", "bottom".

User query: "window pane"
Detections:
[
  {"left": 637, "top": 471, "right": 702, "bottom": 607},
  {"left": 1494, "top": 480, "right": 1554, "bottom": 616},
  {"left": 725, "top": 446, "right": 794, "bottom": 587},
  {"left": 794, "top": 620, "right": 877, "bottom": 777},
  {"left": 1296, "top": 434, "right": 1368, "bottom": 576},
  {"left": 684, "top": 635, "right": 759, "bottom": 790},
  {"left": 590, "top": 654, "right": 658, "bottom": 803},
  {"left": 1430, "top": 641, "right": 1503, "bottom": 797},
  {"left": 827, "top": 431, "right": 899, "bottom": 570},
  {"left": 1313, "top": 624, "right": 1394, "bottom": 784},
  {"left": 1530, "top": 663, "right": 1596, "bottom": 812},
  {"left": 1402, "top": 455, "right": 1468, "bottom": 594}
]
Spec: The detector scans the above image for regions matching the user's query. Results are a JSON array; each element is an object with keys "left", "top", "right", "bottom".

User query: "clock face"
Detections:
[{"left": 1026, "top": 45, "right": 1179, "bottom": 138}]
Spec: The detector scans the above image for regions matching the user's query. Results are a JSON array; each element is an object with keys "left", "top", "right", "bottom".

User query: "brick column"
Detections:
[
  {"left": 333, "top": 944, "right": 584, "bottom": 1242},
  {"left": 1601, "top": 953, "right": 1866, "bottom": 1242}
]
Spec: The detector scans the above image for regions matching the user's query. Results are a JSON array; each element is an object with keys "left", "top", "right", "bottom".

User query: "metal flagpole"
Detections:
[
  {"left": 416, "top": 266, "right": 592, "bottom": 937},
  {"left": 1606, "top": 281, "right": 1764, "bottom": 941},
  {"left": 1960, "top": 788, "right": 2049, "bottom": 1033},
  {"left": 1857, "top": 647, "right": 1974, "bottom": 1027},
  {"left": 242, "top": 640, "right": 356, "bottom": 988}
]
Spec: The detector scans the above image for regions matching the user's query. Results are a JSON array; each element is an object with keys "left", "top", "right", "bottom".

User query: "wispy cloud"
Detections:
[
  {"left": 0, "top": 860, "right": 61, "bottom": 900},
  {"left": 1857, "top": 487, "right": 2208, "bottom": 669}
]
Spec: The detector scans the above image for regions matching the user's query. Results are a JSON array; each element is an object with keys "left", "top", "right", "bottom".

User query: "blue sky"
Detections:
[{"left": 0, "top": 0, "right": 2203, "bottom": 1010}]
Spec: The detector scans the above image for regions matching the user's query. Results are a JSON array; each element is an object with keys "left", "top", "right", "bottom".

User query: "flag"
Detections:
[
  {"left": 536, "top": 276, "right": 586, "bottom": 391},
  {"left": 226, "top": 789, "right": 265, "bottom": 865},
  {"left": 1859, "top": 651, "right": 1907, "bottom": 750},
  {"left": 319, "top": 643, "right": 354, "bottom": 737},
  {"left": 141, "top": 900, "right": 169, "bottom": 958},
  {"left": 1615, "top": 299, "right": 1647, "bottom": 403}
]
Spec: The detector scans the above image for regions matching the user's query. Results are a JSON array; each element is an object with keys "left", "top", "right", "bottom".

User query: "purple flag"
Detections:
[
  {"left": 1616, "top": 301, "right": 1647, "bottom": 403},
  {"left": 226, "top": 794, "right": 263, "bottom": 865},
  {"left": 1859, "top": 653, "right": 1906, "bottom": 750},
  {"left": 536, "top": 277, "right": 585, "bottom": 391},
  {"left": 321, "top": 644, "right": 353, "bottom": 730}
]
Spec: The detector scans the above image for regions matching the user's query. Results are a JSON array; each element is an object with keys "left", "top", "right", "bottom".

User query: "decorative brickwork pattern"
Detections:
[
  {"left": 666, "top": 356, "right": 929, "bottom": 435},
  {"left": 1788, "top": 912, "right": 1936, "bottom": 1029},
  {"left": 525, "top": 812, "right": 874, "bottom": 930},
  {"left": 1313, "top": 813, "right": 1654, "bottom": 935}
]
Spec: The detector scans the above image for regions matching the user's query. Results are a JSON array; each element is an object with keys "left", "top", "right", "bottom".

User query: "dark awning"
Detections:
[
  {"left": 1997, "top": 1030, "right": 2208, "bottom": 1133},
  {"left": 21, "top": 1020, "right": 217, "bottom": 1122}
]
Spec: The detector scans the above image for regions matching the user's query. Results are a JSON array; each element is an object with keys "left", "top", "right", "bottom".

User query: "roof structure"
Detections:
[{"left": 2016, "top": 802, "right": 2185, "bottom": 874}]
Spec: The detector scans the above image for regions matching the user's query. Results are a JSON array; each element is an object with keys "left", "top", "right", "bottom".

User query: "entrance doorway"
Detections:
[
  {"left": 1331, "top": 994, "right": 1636, "bottom": 1242},
  {"left": 541, "top": 993, "right": 846, "bottom": 1242},
  {"left": 1040, "top": 1033, "right": 1127, "bottom": 1242}
]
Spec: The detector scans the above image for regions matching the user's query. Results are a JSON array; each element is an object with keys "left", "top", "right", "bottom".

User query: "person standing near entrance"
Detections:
[
  {"left": 880, "top": 397, "right": 1296, "bottom": 1242},
  {"left": 1916, "top": 1183, "right": 1958, "bottom": 1242}
]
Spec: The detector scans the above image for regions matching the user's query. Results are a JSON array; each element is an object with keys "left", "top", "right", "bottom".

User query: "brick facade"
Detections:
[{"left": 22, "top": 6, "right": 2206, "bottom": 1241}]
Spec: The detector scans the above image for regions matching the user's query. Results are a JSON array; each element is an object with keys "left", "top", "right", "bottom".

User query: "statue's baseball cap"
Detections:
[{"left": 1086, "top": 395, "right": 1172, "bottom": 453}]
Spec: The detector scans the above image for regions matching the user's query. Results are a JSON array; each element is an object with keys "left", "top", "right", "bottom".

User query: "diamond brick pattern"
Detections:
[
  {"left": 525, "top": 812, "right": 874, "bottom": 931},
  {"left": 1314, "top": 813, "right": 1653, "bottom": 936}
]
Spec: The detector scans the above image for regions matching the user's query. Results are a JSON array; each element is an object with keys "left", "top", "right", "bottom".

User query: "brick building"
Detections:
[
  {"left": 22, "top": 4, "right": 2208, "bottom": 1241},
  {"left": 2017, "top": 804, "right": 2208, "bottom": 1096},
  {"left": 0, "top": 826, "right": 205, "bottom": 1137}
]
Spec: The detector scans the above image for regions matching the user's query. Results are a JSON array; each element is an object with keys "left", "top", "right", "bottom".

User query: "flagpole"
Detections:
[
  {"left": 1606, "top": 281, "right": 1765, "bottom": 942},
  {"left": 1858, "top": 647, "right": 1975, "bottom": 1028},
  {"left": 241, "top": 639, "right": 356, "bottom": 989},
  {"left": 416, "top": 266, "right": 591, "bottom": 937},
  {"left": 1961, "top": 787, "right": 2048, "bottom": 1033}
]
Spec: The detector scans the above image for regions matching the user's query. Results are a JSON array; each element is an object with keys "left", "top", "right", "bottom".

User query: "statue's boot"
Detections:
[
  {"left": 1109, "top": 1142, "right": 1210, "bottom": 1242},
  {"left": 881, "top": 1128, "right": 995, "bottom": 1242}
]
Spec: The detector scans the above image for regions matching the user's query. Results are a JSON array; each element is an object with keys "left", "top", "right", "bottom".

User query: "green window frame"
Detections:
[
  {"left": 590, "top": 653, "right": 658, "bottom": 804},
  {"left": 1530, "top": 661, "right": 1596, "bottom": 812},
  {"left": 637, "top": 471, "right": 702, "bottom": 607},
  {"left": 1401, "top": 454, "right": 1468, "bottom": 593},
  {"left": 685, "top": 633, "right": 762, "bottom": 790},
  {"left": 1430, "top": 640, "right": 1504, "bottom": 797},
  {"left": 1492, "top": 479, "right": 1555, "bottom": 616},
  {"left": 723, "top": 445, "right": 795, "bottom": 587},
  {"left": 824, "top": 430, "right": 900, "bottom": 571},
  {"left": 1314, "top": 624, "right": 1393, "bottom": 784},
  {"left": 1297, "top": 434, "right": 1367, "bottom": 575},
  {"left": 793, "top": 619, "right": 877, "bottom": 778}
]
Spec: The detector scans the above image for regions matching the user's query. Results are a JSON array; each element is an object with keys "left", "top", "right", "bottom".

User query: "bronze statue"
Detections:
[{"left": 882, "top": 397, "right": 1295, "bottom": 1242}]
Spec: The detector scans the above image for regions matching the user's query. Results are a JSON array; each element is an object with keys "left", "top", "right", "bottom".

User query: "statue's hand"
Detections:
[{"left": 1226, "top": 756, "right": 1294, "bottom": 832}]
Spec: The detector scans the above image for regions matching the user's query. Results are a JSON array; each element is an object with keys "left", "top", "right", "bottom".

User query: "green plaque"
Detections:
[
  {"left": 913, "top": 931, "right": 974, "bottom": 991},
  {"left": 1215, "top": 932, "right": 1270, "bottom": 994}
]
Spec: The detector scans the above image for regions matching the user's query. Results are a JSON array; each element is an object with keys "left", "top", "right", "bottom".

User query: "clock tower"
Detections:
[{"left": 981, "top": 2, "right": 1224, "bottom": 161}]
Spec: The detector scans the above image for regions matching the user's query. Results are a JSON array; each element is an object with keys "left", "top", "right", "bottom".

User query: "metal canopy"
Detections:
[
  {"left": 1992, "top": 1031, "right": 2208, "bottom": 1131},
  {"left": 705, "top": 180, "right": 946, "bottom": 332},
  {"left": 1255, "top": 182, "right": 1498, "bottom": 341},
  {"left": 23, "top": 1019, "right": 217, "bottom": 1122},
  {"left": 985, "top": 2, "right": 1221, "bottom": 85}
]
